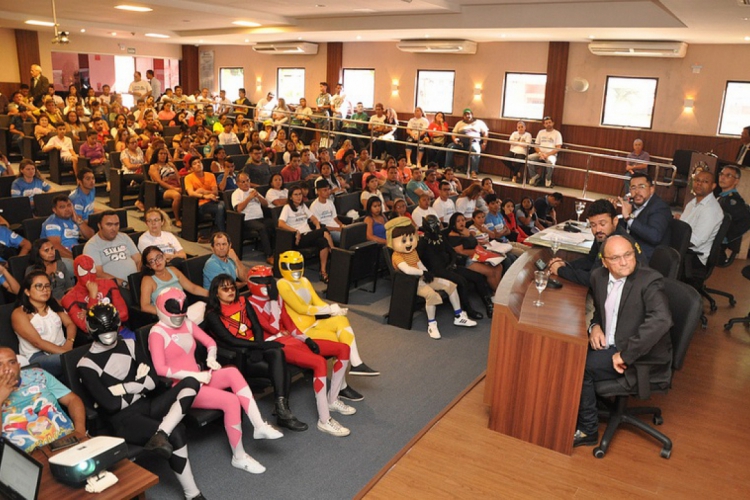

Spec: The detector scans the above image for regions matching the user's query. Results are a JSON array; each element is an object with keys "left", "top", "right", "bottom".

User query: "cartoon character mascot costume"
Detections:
[
  {"left": 385, "top": 216, "right": 476, "bottom": 339},
  {"left": 77, "top": 302, "right": 206, "bottom": 500},
  {"left": 148, "top": 287, "right": 282, "bottom": 475}
]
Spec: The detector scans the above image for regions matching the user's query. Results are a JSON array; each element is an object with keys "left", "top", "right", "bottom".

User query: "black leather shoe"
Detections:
[
  {"left": 275, "top": 397, "right": 309, "bottom": 432},
  {"left": 467, "top": 309, "right": 484, "bottom": 320},
  {"left": 573, "top": 429, "right": 598, "bottom": 447},
  {"left": 349, "top": 363, "right": 380, "bottom": 376},
  {"left": 339, "top": 385, "right": 364, "bottom": 401},
  {"left": 145, "top": 430, "right": 173, "bottom": 459}
]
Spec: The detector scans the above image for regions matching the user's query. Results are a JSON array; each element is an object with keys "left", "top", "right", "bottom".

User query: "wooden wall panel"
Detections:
[
  {"left": 14, "top": 29, "right": 40, "bottom": 86},
  {"left": 0, "top": 82, "right": 20, "bottom": 101},
  {"left": 327, "top": 42, "right": 343, "bottom": 88},
  {"left": 543, "top": 42, "right": 569, "bottom": 124},
  {"left": 180, "top": 45, "right": 199, "bottom": 94}
]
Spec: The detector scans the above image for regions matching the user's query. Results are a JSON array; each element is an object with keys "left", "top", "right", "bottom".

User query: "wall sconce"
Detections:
[
  {"left": 473, "top": 84, "right": 482, "bottom": 99},
  {"left": 683, "top": 97, "right": 694, "bottom": 111},
  {"left": 391, "top": 79, "right": 399, "bottom": 94},
  {"left": 256, "top": 77, "right": 262, "bottom": 92}
]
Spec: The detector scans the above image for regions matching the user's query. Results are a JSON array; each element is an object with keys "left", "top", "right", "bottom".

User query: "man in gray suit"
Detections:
[
  {"left": 573, "top": 235, "right": 673, "bottom": 447},
  {"left": 29, "top": 64, "right": 49, "bottom": 108}
]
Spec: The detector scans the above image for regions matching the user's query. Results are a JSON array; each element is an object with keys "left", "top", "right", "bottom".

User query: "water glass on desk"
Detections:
[
  {"left": 533, "top": 270, "right": 548, "bottom": 307},
  {"left": 575, "top": 201, "right": 586, "bottom": 222}
]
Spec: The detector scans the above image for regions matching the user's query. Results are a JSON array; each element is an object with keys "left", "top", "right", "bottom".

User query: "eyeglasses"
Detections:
[
  {"left": 603, "top": 250, "right": 635, "bottom": 264},
  {"left": 146, "top": 218, "right": 162, "bottom": 224},
  {"left": 629, "top": 184, "right": 649, "bottom": 191},
  {"left": 147, "top": 254, "right": 164, "bottom": 266},
  {"left": 219, "top": 285, "right": 236, "bottom": 292},
  {"left": 719, "top": 172, "right": 738, "bottom": 178},
  {"left": 33, "top": 283, "right": 52, "bottom": 291}
]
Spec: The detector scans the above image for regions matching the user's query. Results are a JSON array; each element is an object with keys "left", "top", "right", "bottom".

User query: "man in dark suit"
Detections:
[
  {"left": 29, "top": 64, "right": 49, "bottom": 108},
  {"left": 611, "top": 172, "right": 672, "bottom": 262},
  {"left": 574, "top": 235, "right": 673, "bottom": 447},
  {"left": 549, "top": 199, "right": 631, "bottom": 287},
  {"left": 736, "top": 126, "right": 750, "bottom": 167}
]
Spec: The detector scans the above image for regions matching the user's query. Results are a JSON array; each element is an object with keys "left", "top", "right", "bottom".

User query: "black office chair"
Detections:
[
  {"left": 649, "top": 246, "right": 681, "bottom": 280},
  {"left": 664, "top": 149, "right": 692, "bottom": 206},
  {"left": 684, "top": 213, "right": 735, "bottom": 328},
  {"left": 668, "top": 218, "right": 692, "bottom": 280},
  {"left": 724, "top": 265, "right": 750, "bottom": 330},
  {"left": 592, "top": 278, "right": 701, "bottom": 459},
  {"left": 326, "top": 223, "right": 380, "bottom": 304},
  {"left": 33, "top": 190, "right": 71, "bottom": 218},
  {"left": 0, "top": 303, "right": 19, "bottom": 353}
]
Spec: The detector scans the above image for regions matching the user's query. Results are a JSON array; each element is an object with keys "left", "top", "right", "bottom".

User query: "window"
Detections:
[
  {"left": 601, "top": 76, "right": 658, "bottom": 129},
  {"left": 219, "top": 67, "right": 244, "bottom": 102},
  {"left": 416, "top": 70, "right": 455, "bottom": 114},
  {"left": 343, "top": 69, "right": 375, "bottom": 109},
  {"left": 277, "top": 68, "right": 305, "bottom": 104},
  {"left": 502, "top": 73, "right": 547, "bottom": 120},
  {"left": 718, "top": 81, "right": 750, "bottom": 136}
]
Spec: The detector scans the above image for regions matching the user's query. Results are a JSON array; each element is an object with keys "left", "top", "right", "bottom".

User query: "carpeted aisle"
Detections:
[{"left": 140, "top": 285, "right": 491, "bottom": 499}]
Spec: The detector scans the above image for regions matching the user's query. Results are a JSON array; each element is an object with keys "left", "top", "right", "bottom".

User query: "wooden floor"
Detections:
[{"left": 360, "top": 262, "right": 750, "bottom": 499}]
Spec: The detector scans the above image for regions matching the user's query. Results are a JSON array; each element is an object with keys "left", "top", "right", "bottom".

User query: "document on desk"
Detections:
[{"left": 539, "top": 228, "right": 594, "bottom": 245}]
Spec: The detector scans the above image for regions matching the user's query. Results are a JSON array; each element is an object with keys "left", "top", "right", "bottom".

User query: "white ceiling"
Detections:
[{"left": 1, "top": 0, "right": 749, "bottom": 46}]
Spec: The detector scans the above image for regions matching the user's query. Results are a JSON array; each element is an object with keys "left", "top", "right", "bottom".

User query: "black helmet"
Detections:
[
  {"left": 422, "top": 215, "right": 443, "bottom": 239},
  {"left": 86, "top": 303, "right": 121, "bottom": 345}
]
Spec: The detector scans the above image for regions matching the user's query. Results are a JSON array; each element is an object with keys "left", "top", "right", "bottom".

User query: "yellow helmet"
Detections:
[{"left": 279, "top": 251, "right": 305, "bottom": 282}]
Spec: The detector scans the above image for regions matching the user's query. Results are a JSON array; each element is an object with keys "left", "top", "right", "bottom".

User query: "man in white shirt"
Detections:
[
  {"left": 310, "top": 179, "right": 344, "bottom": 245},
  {"left": 432, "top": 181, "right": 457, "bottom": 224},
  {"left": 146, "top": 70, "right": 161, "bottom": 100},
  {"left": 527, "top": 116, "right": 563, "bottom": 188},
  {"left": 128, "top": 72, "right": 151, "bottom": 101},
  {"left": 231, "top": 172, "right": 274, "bottom": 264},
  {"left": 680, "top": 169, "right": 724, "bottom": 272},
  {"left": 254, "top": 91, "right": 277, "bottom": 129},
  {"left": 444, "top": 108, "right": 489, "bottom": 179},
  {"left": 412, "top": 193, "right": 439, "bottom": 228},
  {"left": 217, "top": 90, "right": 233, "bottom": 114},
  {"left": 42, "top": 122, "right": 79, "bottom": 175}
]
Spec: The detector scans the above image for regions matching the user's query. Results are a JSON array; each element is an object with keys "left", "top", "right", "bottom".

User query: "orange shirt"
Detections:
[{"left": 184, "top": 172, "right": 218, "bottom": 205}]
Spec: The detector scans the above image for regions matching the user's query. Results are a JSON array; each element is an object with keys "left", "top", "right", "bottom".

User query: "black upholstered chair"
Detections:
[
  {"left": 0, "top": 303, "right": 19, "bottom": 353},
  {"left": 592, "top": 278, "right": 701, "bottom": 459},
  {"left": 648, "top": 246, "right": 681, "bottom": 280},
  {"left": 667, "top": 218, "right": 692, "bottom": 280},
  {"left": 326, "top": 223, "right": 380, "bottom": 304},
  {"left": 724, "top": 265, "right": 750, "bottom": 331}
]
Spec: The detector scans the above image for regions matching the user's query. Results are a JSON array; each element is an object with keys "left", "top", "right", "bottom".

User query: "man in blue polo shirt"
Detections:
[
  {"left": 202, "top": 232, "right": 247, "bottom": 289},
  {"left": 0, "top": 223, "right": 31, "bottom": 262},
  {"left": 40, "top": 194, "right": 95, "bottom": 260},
  {"left": 69, "top": 167, "right": 97, "bottom": 223}
]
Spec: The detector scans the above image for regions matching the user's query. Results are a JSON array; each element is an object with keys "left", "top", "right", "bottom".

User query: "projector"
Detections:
[{"left": 49, "top": 436, "right": 128, "bottom": 486}]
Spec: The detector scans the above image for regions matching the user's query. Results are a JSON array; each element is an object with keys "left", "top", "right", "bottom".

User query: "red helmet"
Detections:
[{"left": 247, "top": 265, "right": 275, "bottom": 299}]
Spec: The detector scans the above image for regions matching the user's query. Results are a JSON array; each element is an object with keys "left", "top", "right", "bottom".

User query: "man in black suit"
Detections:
[
  {"left": 549, "top": 199, "right": 630, "bottom": 287},
  {"left": 29, "top": 64, "right": 49, "bottom": 108},
  {"left": 574, "top": 235, "right": 673, "bottom": 447},
  {"left": 611, "top": 172, "right": 672, "bottom": 262},
  {"left": 736, "top": 126, "right": 750, "bottom": 167}
]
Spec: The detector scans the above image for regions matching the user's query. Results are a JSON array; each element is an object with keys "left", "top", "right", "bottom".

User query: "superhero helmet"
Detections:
[
  {"left": 74, "top": 255, "right": 98, "bottom": 288},
  {"left": 278, "top": 251, "right": 304, "bottom": 282},
  {"left": 155, "top": 287, "right": 189, "bottom": 328},
  {"left": 421, "top": 214, "right": 443, "bottom": 239},
  {"left": 247, "top": 265, "right": 278, "bottom": 300},
  {"left": 86, "top": 303, "right": 121, "bottom": 346}
]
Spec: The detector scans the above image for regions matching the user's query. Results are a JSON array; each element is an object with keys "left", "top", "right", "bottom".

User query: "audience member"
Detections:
[
  {"left": 138, "top": 208, "right": 187, "bottom": 263},
  {"left": 483, "top": 195, "right": 510, "bottom": 241},
  {"left": 737, "top": 125, "right": 750, "bottom": 167},
  {"left": 184, "top": 156, "right": 226, "bottom": 233},
  {"left": 25, "top": 238, "right": 75, "bottom": 303},
  {"left": 515, "top": 196, "right": 541, "bottom": 235},
  {"left": 281, "top": 152, "right": 302, "bottom": 183},
  {"left": 455, "top": 184, "right": 483, "bottom": 218},
  {"left": 202, "top": 232, "right": 248, "bottom": 289},
  {"left": 40, "top": 194, "right": 95, "bottom": 259},
  {"left": 501, "top": 198, "right": 528, "bottom": 243},
  {"left": 232, "top": 173, "right": 274, "bottom": 264},
  {"left": 380, "top": 166, "right": 409, "bottom": 210},
  {"left": 444, "top": 108, "right": 489, "bottom": 179},
  {"left": 244, "top": 145, "right": 272, "bottom": 187},
  {"left": 406, "top": 167, "right": 433, "bottom": 204},
  {"left": 625, "top": 138, "right": 650, "bottom": 191},
  {"left": 527, "top": 116, "right": 563, "bottom": 188},
  {"left": 504, "top": 120, "right": 532, "bottom": 183},
  {"left": 432, "top": 181, "right": 457, "bottom": 224},
  {"left": 310, "top": 180, "right": 344, "bottom": 245},
  {"left": 42, "top": 122, "right": 79, "bottom": 175},
  {"left": 447, "top": 213, "right": 503, "bottom": 291},
  {"left": 534, "top": 192, "right": 563, "bottom": 228},
  {"left": 679, "top": 168, "right": 723, "bottom": 274},
  {"left": 364, "top": 197, "right": 388, "bottom": 246},
  {"left": 83, "top": 211, "right": 141, "bottom": 293},
  {"left": 716, "top": 165, "right": 750, "bottom": 260}
]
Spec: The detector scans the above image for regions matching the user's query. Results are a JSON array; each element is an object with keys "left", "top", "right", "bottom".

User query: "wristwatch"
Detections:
[{"left": 628, "top": 212, "right": 636, "bottom": 220}]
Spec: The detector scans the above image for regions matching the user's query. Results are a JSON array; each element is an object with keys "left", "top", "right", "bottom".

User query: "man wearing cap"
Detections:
[
  {"left": 254, "top": 91, "right": 277, "bottom": 130},
  {"left": 527, "top": 116, "right": 564, "bottom": 188},
  {"left": 444, "top": 108, "right": 489, "bottom": 179}
]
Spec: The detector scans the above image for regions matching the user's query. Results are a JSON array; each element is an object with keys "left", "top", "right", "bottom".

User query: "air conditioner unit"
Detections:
[
  {"left": 252, "top": 42, "right": 319, "bottom": 55},
  {"left": 396, "top": 39, "right": 477, "bottom": 54},
  {"left": 588, "top": 41, "right": 688, "bottom": 58}
]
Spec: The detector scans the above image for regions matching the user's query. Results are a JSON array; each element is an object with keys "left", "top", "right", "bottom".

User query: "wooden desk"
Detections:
[
  {"left": 485, "top": 247, "right": 589, "bottom": 455},
  {"left": 32, "top": 445, "right": 158, "bottom": 500}
]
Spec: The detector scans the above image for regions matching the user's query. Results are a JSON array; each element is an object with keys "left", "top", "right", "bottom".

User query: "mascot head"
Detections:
[{"left": 385, "top": 216, "right": 417, "bottom": 254}]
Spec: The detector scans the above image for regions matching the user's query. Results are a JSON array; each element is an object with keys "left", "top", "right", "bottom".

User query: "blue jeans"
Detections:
[
  {"left": 445, "top": 141, "right": 481, "bottom": 175},
  {"left": 199, "top": 200, "right": 226, "bottom": 232},
  {"left": 29, "top": 351, "right": 63, "bottom": 378}
]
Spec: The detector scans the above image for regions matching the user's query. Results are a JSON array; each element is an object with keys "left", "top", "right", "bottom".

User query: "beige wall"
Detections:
[
  {"left": 201, "top": 44, "right": 329, "bottom": 104},
  {"left": 0, "top": 29, "right": 21, "bottom": 83},
  {"left": 563, "top": 42, "right": 750, "bottom": 137}
]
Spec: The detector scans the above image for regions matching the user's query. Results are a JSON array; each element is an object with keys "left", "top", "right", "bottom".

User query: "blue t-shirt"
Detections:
[
  {"left": 485, "top": 212, "right": 507, "bottom": 240},
  {"left": 69, "top": 187, "right": 96, "bottom": 221},
  {"left": 203, "top": 253, "right": 237, "bottom": 289},
  {"left": 1, "top": 368, "right": 74, "bottom": 452},
  {"left": 41, "top": 214, "right": 81, "bottom": 250},
  {"left": 10, "top": 177, "right": 51, "bottom": 203},
  {"left": 216, "top": 172, "right": 238, "bottom": 191},
  {"left": 0, "top": 226, "right": 24, "bottom": 254}
]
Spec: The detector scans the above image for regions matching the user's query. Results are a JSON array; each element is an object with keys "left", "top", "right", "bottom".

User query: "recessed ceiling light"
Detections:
[
  {"left": 232, "top": 21, "right": 261, "bottom": 27},
  {"left": 111, "top": 32, "right": 117, "bottom": 36},
  {"left": 145, "top": 33, "right": 170, "bottom": 38},
  {"left": 199, "top": 39, "right": 204, "bottom": 43},
  {"left": 80, "top": 29, "right": 86, "bottom": 33},
  {"left": 244, "top": 38, "right": 250, "bottom": 42},
  {"left": 115, "top": 5, "right": 153, "bottom": 12},
  {"left": 745, "top": 36, "right": 750, "bottom": 41},
  {"left": 356, "top": 35, "right": 362, "bottom": 40},
  {"left": 25, "top": 20, "right": 55, "bottom": 27},
  {"left": 500, "top": 34, "right": 506, "bottom": 38}
]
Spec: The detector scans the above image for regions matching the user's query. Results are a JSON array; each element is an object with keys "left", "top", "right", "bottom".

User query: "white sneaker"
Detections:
[
  {"left": 329, "top": 399, "right": 356, "bottom": 416},
  {"left": 545, "top": 179, "right": 552, "bottom": 187},
  {"left": 231, "top": 453, "right": 265, "bottom": 474},
  {"left": 529, "top": 174, "right": 539, "bottom": 185},
  {"left": 253, "top": 422, "right": 283, "bottom": 440},
  {"left": 454, "top": 311, "right": 477, "bottom": 327},
  {"left": 317, "top": 418, "right": 350, "bottom": 437},
  {"left": 427, "top": 323, "right": 441, "bottom": 339}
]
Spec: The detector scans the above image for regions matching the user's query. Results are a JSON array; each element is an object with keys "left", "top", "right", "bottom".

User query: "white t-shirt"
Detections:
[
  {"left": 231, "top": 188, "right": 264, "bottom": 221},
  {"left": 509, "top": 131, "right": 532, "bottom": 155},
  {"left": 266, "top": 188, "right": 288, "bottom": 205},
  {"left": 407, "top": 117, "right": 429, "bottom": 134},
  {"left": 535, "top": 129, "right": 563, "bottom": 155},
  {"left": 128, "top": 80, "right": 152, "bottom": 98},
  {"left": 412, "top": 206, "right": 438, "bottom": 228},
  {"left": 432, "top": 197, "right": 456, "bottom": 223},
  {"left": 137, "top": 231, "right": 184, "bottom": 255},
  {"left": 360, "top": 190, "right": 385, "bottom": 209},
  {"left": 310, "top": 198, "right": 338, "bottom": 227},
  {"left": 279, "top": 204, "right": 313, "bottom": 234},
  {"left": 455, "top": 197, "right": 477, "bottom": 218},
  {"left": 218, "top": 132, "right": 239, "bottom": 145}
]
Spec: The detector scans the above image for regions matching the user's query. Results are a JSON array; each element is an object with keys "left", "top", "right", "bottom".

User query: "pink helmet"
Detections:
[{"left": 155, "top": 287, "right": 189, "bottom": 327}]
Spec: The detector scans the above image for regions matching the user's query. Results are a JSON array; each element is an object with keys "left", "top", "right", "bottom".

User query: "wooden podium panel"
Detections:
[{"left": 485, "top": 248, "right": 589, "bottom": 455}]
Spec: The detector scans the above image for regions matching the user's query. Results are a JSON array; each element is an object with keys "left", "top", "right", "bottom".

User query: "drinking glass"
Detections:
[
  {"left": 550, "top": 234, "right": 561, "bottom": 256},
  {"left": 533, "top": 270, "right": 548, "bottom": 307},
  {"left": 575, "top": 201, "right": 585, "bottom": 222}
]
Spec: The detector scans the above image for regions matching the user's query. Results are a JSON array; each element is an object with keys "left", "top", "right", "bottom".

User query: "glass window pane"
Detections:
[
  {"left": 343, "top": 69, "right": 375, "bottom": 109},
  {"left": 416, "top": 70, "right": 455, "bottom": 114},
  {"left": 277, "top": 68, "right": 305, "bottom": 105},
  {"left": 718, "top": 81, "right": 750, "bottom": 136},
  {"left": 114, "top": 56, "right": 136, "bottom": 108},
  {"left": 502, "top": 73, "right": 547, "bottom": 120},
  {"left": 219, "top": 67, "right": 244, "bottom": 103},
  {"left": 601, "top": 76, "right": 658, "bottom": 129}
]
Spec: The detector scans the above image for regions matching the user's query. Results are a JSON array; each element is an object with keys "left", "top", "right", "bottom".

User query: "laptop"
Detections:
[{"left": 0, "top": 437, "right": 42, "bottom": 500}]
